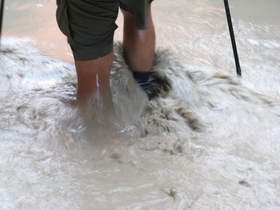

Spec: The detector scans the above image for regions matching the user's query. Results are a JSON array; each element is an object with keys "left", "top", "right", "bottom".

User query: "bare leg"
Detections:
[
  {"left": 75, "top": 52, "right": 114, "bottom": 115},
  {"left": 122, "top": 7, "right": 172, "bottom": 100},
  {"left": 122, "top": 6, "right": 155, "bottom": 72}
]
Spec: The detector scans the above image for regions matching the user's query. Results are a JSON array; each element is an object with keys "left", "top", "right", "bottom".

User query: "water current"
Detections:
[{"left": 1, "top": 0, "right": 280, "bottom": 209}]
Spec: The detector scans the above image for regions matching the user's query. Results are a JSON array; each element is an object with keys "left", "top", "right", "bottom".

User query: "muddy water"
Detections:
[{"left": 1, "top": 0, "right": 280, "bottom": 209}]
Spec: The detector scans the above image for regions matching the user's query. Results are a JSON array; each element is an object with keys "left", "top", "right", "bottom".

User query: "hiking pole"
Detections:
[
  {"left": 224, "top": 0, "right": 242, "bottom": 76},
  {"left": 0, "top": 0, "right": 4, "bottom": 48}
]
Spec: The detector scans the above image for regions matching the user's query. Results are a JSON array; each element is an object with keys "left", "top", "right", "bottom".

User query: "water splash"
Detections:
[{"left": 1, "top": 38, "right": 280, "bottom": 209}]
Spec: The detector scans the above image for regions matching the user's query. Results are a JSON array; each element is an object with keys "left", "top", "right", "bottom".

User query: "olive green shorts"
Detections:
[{"left": 56, "top": 0, "right": 154, "bottom": 61}]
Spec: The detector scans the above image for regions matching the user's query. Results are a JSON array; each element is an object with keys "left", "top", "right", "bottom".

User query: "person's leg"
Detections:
[
  {"left": 75, "top": 53, "right": 113, "bottom": 105},
  {"left": 122, "top": 6, "right": 155, "bottom": 72},
  {"left": 121, "top": 4, "right": 172, "bottom": 100},
  {"left": 56, "top": 0, "right": 118, "bottom": 113},
  {"left": 75, "top": 53, "right": 115, "bottom": 119},
  {"left": 75, "top": 52, "right": 115, "bottom": 121}
]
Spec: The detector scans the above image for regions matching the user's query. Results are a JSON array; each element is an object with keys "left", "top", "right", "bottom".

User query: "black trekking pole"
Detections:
[
  {"left": 0, "top": 0, "right": 5, "bottom": 48},
  {"left": 224, "top": 0, "right": 242, "bottom": 77}
]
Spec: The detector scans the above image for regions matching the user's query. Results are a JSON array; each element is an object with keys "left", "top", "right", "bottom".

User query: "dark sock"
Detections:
[
  {"left": 132, "top": 71, "right": 156, "bottom": 100},
  {"left": 132, "top": 71, "right": 172, "bottom": 100},
  {"left": 132, "top": 71, "right": 153, "bottom": 89}
]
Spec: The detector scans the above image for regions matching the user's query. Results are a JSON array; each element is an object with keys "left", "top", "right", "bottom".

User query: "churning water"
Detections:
[{"left": 1, "top": 0, "right": 280, "bottom": 209}]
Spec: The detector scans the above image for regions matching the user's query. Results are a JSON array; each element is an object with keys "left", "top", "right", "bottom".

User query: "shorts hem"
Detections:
[{"left": 71, "top": 43, "right": 113, "bottom": 61}]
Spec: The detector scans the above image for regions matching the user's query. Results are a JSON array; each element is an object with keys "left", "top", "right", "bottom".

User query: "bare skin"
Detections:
[
  {"left": 75, "top": 53, "right": 113, "bottom": 104},
  {"left": 75, "top": 6, "right": 156, "bottom": 114},
  {"left": 122, "top": 7, "right": 156, "bottom": 72}
]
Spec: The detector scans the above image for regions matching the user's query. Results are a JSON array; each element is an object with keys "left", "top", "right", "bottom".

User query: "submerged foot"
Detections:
[{"left": 132, "top": 71, "right": 172, "bottom": 100}]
